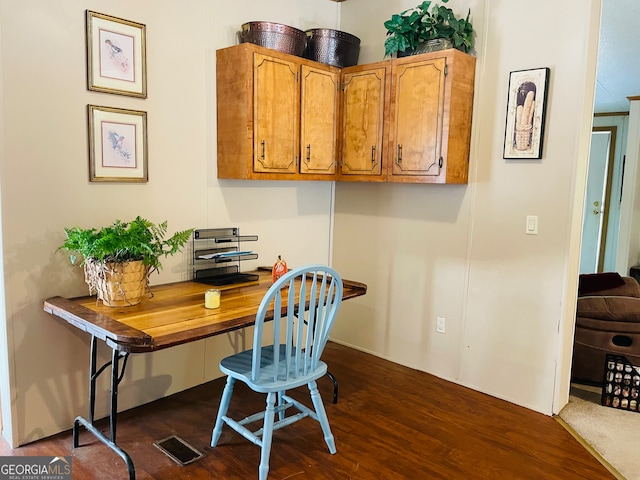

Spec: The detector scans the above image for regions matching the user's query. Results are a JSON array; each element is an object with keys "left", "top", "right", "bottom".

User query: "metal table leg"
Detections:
[
  {"left": 73, "top": 335, "right": 135, "bottom": 479},
  {"left": 296, "top": 307, "right": 339, "bottom": 404},
  {"left": 325, "top": 371, "right": 338, "bottom": 404}
]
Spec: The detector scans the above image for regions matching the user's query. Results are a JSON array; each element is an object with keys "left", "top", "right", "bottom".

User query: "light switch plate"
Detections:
[{"left": 526, "top": 215, "right": 538, "bottom": 235}]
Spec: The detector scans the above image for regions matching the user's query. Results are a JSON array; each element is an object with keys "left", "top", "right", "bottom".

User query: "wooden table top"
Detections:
[{"left": 43, "top": 269, "right": 367, "bottom": 353}]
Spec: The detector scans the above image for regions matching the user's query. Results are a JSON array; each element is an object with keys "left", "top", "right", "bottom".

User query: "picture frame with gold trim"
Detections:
[
  {"left": 88, "top": 105, "right": 148, "bottom": 183},
  {"left": 86, "top": 10, "right": 147, "bottom": 98}
]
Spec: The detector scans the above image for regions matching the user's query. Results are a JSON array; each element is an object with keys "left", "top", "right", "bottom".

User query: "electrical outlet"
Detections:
[{"left": 436, "top": 316, "right": 446, "bottom": 334}]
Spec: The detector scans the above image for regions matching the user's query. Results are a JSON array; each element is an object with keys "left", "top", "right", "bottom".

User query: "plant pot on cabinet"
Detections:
[{"left": 397, "top": 38, "right": 453, "bottom": 57}]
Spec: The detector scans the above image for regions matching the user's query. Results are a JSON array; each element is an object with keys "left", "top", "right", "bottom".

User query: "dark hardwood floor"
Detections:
[{"left": 0, "top": 342, "right": 614, "bottom": 479}]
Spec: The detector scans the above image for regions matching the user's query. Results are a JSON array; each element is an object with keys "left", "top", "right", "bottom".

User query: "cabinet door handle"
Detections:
[
  {"left": 439, "top": 156, "right": 443, "bottom": 168},
  {"left": 397, "top": 144, "right": 402, "bottom": 164},
  {"left": 307, "top": 144, "right": 311, "bottom": 162},
  {"left": 371, "top": 146, "right": 376, "bottom": 164},
  {"left": 261, "top": 140, "right": 266, "bottom": 160}
]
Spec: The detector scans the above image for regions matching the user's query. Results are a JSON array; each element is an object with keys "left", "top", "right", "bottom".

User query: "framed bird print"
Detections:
[
  {"left": 88, "top": 105, "right": 148, "bottom": 182},
  {"left": 503, "top": 67, "right": 550, "bottom": 159},
  {"left": 86, "top": 10, "right": 147, "bottom": 98}
]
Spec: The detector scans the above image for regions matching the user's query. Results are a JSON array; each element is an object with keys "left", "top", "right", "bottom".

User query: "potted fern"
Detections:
[
  {"left": 59, "top": 216, "right": 193, "bottom": 306},
  {"left": 383, "top": 0, "right": 474, "bottom": 57}
]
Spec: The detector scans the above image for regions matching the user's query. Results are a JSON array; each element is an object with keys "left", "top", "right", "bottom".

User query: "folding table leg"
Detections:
[
  {"left": 326, "top": 371, "right": 338, "bottom": 404},
  {"left": 73, "top": 335, "right": 136, "bottom": 480}
]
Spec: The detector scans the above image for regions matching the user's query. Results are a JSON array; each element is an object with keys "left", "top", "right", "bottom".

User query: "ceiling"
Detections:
[{"left": 594, "top": 0, "right": 640, "bottom": 113}]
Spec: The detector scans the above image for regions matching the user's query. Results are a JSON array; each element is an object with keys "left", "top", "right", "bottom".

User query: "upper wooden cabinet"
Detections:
[
  {"left": 388, "top": 50, "right": 476, "bottom": 184},
  {"left": 216, "top": 44, "right": 475, "bottom": 184},
  {"left": 216, "top": 43, "right": 339, "bottom": 180},
  {"left": 339, "top": 62, "right": 390, "bottom": 182},
  {"left": 253, "top": 53, "right": 298, "bottom": 175},
  {"left": 300, "top": 64, "right": 340, "bottom": 175}
]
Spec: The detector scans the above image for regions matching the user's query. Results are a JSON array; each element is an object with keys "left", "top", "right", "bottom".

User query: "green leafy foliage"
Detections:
[
  {"left": 60, "top": 216, "right": 193, "bottom": 273},
  {"left": 384, "top": 0, "right": 474, "bottom": 57}
]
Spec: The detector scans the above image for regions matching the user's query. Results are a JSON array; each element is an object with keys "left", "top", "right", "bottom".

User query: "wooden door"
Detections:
[
  {"left": 389, "top": 57, "right": 446, "bottom": 178},
  {"left": 253, "top": 53, "right": 299, "bottom": 174},
  {"left": 580, "top": 127, "right": 617, "bottom": 273},
  {"left": 340, "top": 65, "right": 388, "bottom": 180},
  {"left": 300, "top": 65, "right": 339, "bottom": 175}
]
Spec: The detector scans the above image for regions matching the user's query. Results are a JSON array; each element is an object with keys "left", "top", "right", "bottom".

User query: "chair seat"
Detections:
[{"left": 220, "top": 345, "right": 328, "bottom": 393}]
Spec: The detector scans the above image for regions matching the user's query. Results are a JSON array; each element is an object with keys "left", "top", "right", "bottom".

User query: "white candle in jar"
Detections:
[{"left": 205, "top": 289, "right": 221, "bottom": 309}]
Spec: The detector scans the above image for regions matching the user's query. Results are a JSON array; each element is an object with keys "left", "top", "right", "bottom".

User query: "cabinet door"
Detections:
[
  {"left": 253, "top": 53, "right": 299, "bottom": 174},
  {"left": 341, "top": 66, "right": 388, "bottom": 179},
  {"left": 389, "top": 57, "right": 446, "bottom": 178},
  {"left": 300, "top": 65, "right": 338, "bottom": 175}
]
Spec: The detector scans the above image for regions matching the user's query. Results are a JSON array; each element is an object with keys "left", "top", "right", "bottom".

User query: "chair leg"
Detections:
[
  {"left": 308, "top": 380, "right": 336, "bottom": 454},
  {"left": 277, "top": 391, "right": 285, "bottom": 421},
  {"left": 326, "top": 371, "right": 338, "bottom": 404},
  {"left": 211, "top": 376, "right": 235, "bottom": 447},
  {"left": 259, "top": 392, "right": 277, "bottom": 480}
]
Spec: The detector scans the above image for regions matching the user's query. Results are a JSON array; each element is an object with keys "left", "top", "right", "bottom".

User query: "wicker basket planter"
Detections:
[
  {"left": 59, "top": 217, "right": 193, "bottom": 308},
  {"left": 84, "top": 259, "right": 150, "bottom": 307}
]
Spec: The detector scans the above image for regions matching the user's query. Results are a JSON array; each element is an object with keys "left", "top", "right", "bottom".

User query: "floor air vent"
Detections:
[{"left": 153, "top": 435, "right": 205, "bottom": 466}]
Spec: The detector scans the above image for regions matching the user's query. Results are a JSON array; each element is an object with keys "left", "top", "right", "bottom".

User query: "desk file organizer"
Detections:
[{"left": 192, "top": 227, "right": 259, "bottom": 285}]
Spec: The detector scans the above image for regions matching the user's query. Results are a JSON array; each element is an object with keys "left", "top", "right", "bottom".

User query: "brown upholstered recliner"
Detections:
[{"left": 572, "top": 272, "right": 640, "bottom": 384}]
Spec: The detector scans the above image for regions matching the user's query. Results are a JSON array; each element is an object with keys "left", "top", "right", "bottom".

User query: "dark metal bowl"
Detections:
[
  {"left": 239, "top": 21, "right": 307, "bottom": 57},
  {"left": 305, "top": 28, "right": 360, "bottom": 67}
]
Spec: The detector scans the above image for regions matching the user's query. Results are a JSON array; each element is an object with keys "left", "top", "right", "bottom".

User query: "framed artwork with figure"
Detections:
[
  {"left": 503, "top": 67, "right": 550, "bottom": 159},
  {"left": 86, "top": 10, "right": 147, "bottom": 98},
  {"left": 88, "top": 105, "right": 148, "bottom": 183}
]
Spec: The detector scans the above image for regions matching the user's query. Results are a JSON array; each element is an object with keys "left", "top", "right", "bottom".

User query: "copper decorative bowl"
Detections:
[
  {"left": 239, "top": 21, "right": 307, "bottom": 57},
  {"left": 305, "top": 28, "right": 360, "bottom": 67}
]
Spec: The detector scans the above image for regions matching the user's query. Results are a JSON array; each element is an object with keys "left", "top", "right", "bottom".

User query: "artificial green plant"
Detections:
[{"left": 383, "top": 0, "right": 474, "bottom": 57}]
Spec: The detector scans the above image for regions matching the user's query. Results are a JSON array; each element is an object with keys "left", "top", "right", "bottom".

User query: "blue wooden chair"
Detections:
[{"left": 210, "top": 265, "right": 343, "bottom": 480}]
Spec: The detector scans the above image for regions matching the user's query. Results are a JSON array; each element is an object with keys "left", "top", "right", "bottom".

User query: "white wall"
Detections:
[
  {"left": 0, "top": 0, "right": 602, "bottom": 447},
  {"left": 0, "top": 10, "right": 6, "bottom": 435},
  {"left": 334, "top": 0, "right": 599, "bottom": 414},
  {"left": 0, "top": 0, "right": 340, "bottom": 446}
]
